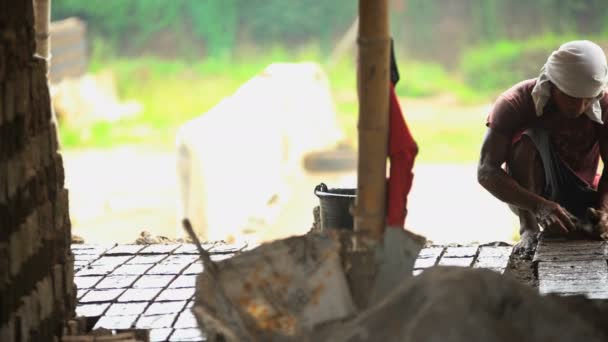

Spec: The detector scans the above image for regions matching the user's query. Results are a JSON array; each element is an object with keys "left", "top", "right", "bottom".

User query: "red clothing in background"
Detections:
[{"left": 386, "top": 84, "right": 418, "bottom": 227}]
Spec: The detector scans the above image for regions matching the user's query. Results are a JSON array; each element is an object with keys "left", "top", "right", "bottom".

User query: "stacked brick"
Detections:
[{"left": 0, "top": 1, "right": 75, "bottom": 341}]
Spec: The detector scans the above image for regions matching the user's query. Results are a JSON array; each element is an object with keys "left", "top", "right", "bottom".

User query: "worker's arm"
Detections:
[
  {"left": 477, "top": 128, "right": 574, "bottom": 232},
  {"left": 597, "top": 134, "right": 608, "bottom": 212},
  {"left": 588, "top": 133, "right": 608, "bottom": 238},
  {"left": 477, "top": 128, "right": 545, "bottom": 211}
]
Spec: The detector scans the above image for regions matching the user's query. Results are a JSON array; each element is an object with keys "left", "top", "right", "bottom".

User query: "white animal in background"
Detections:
[{"left": 176, "top": 62, "right": 345, "bottom": 243}]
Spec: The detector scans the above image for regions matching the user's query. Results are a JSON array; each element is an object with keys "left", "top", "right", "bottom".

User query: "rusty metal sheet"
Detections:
[{"left": 193, "top": 233, "right": 357, "bottom": 340}]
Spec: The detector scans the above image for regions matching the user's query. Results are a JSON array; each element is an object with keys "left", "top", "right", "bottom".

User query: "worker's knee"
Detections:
[
  {"left": 509, "top": 136, "right": 544, "bottom": 174},
  {"left": 508, "top": 135, "right": 545, "bottom": 192},
  {"left": 510, "top": 135, "right": 538, "bottom": 166}
]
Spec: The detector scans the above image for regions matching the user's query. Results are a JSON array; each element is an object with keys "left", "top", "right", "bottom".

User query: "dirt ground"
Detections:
[
  {"left": 63, "top": 148, "right": 518, "bottom": 246},
  {"left": 62, "top": 95, "right": 518, "bottom": 246}
]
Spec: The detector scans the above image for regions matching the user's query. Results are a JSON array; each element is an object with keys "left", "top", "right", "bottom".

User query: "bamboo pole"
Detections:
[
  {"left": 33, "top": 0, "right": 51, "bottom": 62},
  {"left": 354, "top": 0, "right": 390, "bottom": 241},
  {"left": 33, "top": 0, "right": 62, "bottom": 151}
]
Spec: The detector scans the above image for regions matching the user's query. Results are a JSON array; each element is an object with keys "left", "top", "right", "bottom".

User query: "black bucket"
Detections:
[{"left": 314, "top": 183, "right": 356, "bottom": 231}]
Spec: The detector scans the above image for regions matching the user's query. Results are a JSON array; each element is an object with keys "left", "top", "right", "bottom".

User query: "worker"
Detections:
[{"left": 478, "top": 40, "right": 608, "bottom": 256}]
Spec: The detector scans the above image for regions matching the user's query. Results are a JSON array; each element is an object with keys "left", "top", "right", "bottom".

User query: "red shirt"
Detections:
[{"left": 486, "top": 79, "right": 608, "bottom": 188}]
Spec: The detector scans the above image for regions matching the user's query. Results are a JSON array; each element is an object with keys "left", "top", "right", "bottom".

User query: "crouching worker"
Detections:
[{"left": 478, "top": 40, "right": 608, "bottom": 256}]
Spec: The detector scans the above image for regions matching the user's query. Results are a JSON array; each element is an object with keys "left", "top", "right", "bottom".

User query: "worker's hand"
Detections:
[
  {"left": 534, "top": 201, "right": 576, "bottom": 234},
  {"left": 585, "top": 208, "right": 608, "bottom": 240},
  {"left": 513, "top": 230, "right": 538, "bottom": 258}
]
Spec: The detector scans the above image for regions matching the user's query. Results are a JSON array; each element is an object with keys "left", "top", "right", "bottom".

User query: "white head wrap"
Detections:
[{"left": 531, "top": 40, "right": 608, "bottom": 124}]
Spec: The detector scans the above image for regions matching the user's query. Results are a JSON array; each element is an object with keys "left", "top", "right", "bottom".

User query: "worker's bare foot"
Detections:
[{"left": 513, "top": 230, "right": 538, "bottom": 258}]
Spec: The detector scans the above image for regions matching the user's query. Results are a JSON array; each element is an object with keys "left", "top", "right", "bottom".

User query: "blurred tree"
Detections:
[
  {"left": 187, "top": 0, "right": 237, "bottom": 58},
  {"left": 51, "top": 0, "right": 608, "bottom": 63}
]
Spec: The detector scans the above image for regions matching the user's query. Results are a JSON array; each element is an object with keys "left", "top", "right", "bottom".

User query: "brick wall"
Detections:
[{"left": 0, "top": 0, "right": 75, "bottom": 340}]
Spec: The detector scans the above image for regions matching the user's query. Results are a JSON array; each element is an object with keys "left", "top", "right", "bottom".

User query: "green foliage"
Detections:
[
  {"left": 53, "top": 1, "right": 608, "bottom": 162},
  {"left": 52, "top": 0, "right": 356, "bottom": 59},
  {"left": 393, "top": 62, "right": 477, "bottom": 102},
  {"left": 470, "top": 0, "right": 500, "bottom": 42},
  {"left": 52, "top": 0, "right": 239, "bottom": 58},
  {"left": 238, "top": 0, "right": 356, "bottom": 52},
  {"left": 53, "top": 0, "right": 608, "bottom": 67},
  {"left": 187, "top": 0, "right": 237, "bottom": 58},
  {"left": 458, "top": 34, "right": 582, "bottom": 96},
  {"left": 58, "top": 52, "right": 288, "bottom": 148}
]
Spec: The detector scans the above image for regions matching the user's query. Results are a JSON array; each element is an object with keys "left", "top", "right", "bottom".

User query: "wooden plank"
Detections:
[
  {"left": 538, "top": 260, "right": 608, "bottom": 272},
  {"left": 535, "top": 244, "right": 606, "bottom": 257},
  {"left": 539, "top": 287, "right": 608, "bottom": 300},
  {"left": 533, "top": 239, "right": 606, "bottom": 263},
  {"left": 536, "top": 238, "right": 605, "bottom": 248},
  {"left": 568, "top": 292, "right": 608, "bottom": 300},
  {"left": 540, "top": 280, "right": 608, "bottom": 292},
  {"left": 537, "top": 272, "right": 608, "bottom": 281},
  {"left": 538, "top": 260, "right": 608, "bottom": 299}
]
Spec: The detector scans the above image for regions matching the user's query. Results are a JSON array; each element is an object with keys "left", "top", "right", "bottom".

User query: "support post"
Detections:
[
  {"left": 33, "top": 0, "right": 51, "bottom": 62},
  {"left": 354, "top": 0, "right": 390, "bottom": 241}
]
